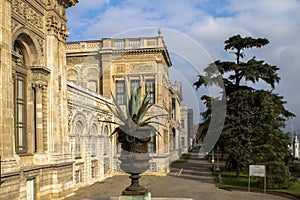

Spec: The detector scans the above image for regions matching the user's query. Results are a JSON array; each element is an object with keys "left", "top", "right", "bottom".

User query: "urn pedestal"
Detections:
[
  {"left": 119, "top": 150, "right": 151, "bottom": 195},
  {"left": 118, "top": 129, "right": 152, "bottom": 196}
]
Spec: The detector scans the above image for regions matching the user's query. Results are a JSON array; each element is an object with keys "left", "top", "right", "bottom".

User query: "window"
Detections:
[
  {"left": 131, "top": 80, "right": 140, "bottom": 93},
  {"left": 181, "top": 137, "right": 185, "bottom": 148},
  {"left": 75, "top": 135, "right": 81, "bottom": 159},
  {"left": 75, "top": 170, "right": 81, "bottom": 184},
  {"left": 103, "top": 126, "right": 109, "bottom": 155},
  {"left": 91, "top": 166, "right": 96, "bottom": 179},
  {"left": 148, "top": 162, "right": 157, "bottom": 172},
  {"left": 15, "top": 74, "right": 27, "bottom": 153},
  {"left": 172, "top": 128, "right": 176, "bottom": 150},
  {"left": 104, "top": 158, "right": 109, "bottom": 174},
  {"left": 146, "top": 79, "right": 155, "bottom": 104},
  {"left": 13, "top": 41, "right": 28, "bottom": 154},
  {"left": 116, "top": 80, "right": 125, "bottom": 105},
  {"left": 26, "top": 179, "right": 35, "bottom": 200},
  {"left": 87, "top": 80, "right": 97, "bottom": 93},
  {"left": 181, "top": 119, "right": 184, "bottom": 129},
  {"left": 90, "top": 124, "right": 97, "bottom": 157},
  {"left": 75, "top": 121, "right": 83, "bottom": 159},
  {"left": 116, "top": 133, "right": 122, "bottom": 154},
  {"left": 148, "top": 135, "right": 156, "bottom": 153},
  {"left": 171, "top": 98, "right": 176, "bottom": 119}
]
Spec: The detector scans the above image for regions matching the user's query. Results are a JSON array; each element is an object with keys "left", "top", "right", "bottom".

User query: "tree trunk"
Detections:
[{"left": 236, "top": 164, "right": 240, "bottom": 178}]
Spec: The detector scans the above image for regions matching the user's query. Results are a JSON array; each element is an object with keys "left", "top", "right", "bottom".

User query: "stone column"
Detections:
[
  {"left": 30, "top": 66, "right": 50, "bottom": 154},
  {"left": 32, "top": 83, "right": 45, "bottom": 153}
]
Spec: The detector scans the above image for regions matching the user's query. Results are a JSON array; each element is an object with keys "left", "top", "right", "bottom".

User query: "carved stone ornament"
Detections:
[
  {"left": 11, "top": 19, "right": 19, "bottom": 32},
  {"left": 46, "top": 15, "right": 59, "bottom": 34},
  {"left": 36, "top": 37, "right": 44, "bottom": 56},
  {"left": 68, "top": 109, "right": 73, "bottom": 132},
  {"left": 12, "top": 0, "right": 43, "bottom": 30},
  {"left": 46, "top": 14, "right": 69, "bottom": 40},
  {"left": 65, "top": 0, "right": 79, "bottom": 8},
  {"left": 47, "top": 0, "right": 78, "bottom": 8}
]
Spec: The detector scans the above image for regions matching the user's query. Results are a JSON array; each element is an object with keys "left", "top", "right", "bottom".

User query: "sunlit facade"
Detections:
[{"left": 0, "top": 0, "right": 184, "bottom": 199}]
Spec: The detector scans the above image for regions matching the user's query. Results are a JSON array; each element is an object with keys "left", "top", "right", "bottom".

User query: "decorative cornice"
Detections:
[
  {"left": 31, "top": 66, "right": 51, "bottom": 87},
  {"left": 30, "top": 66, "right": 51, "bottom": 74},
  {"left": 100, "top": 48, "right": 172, "bottom": 67}
]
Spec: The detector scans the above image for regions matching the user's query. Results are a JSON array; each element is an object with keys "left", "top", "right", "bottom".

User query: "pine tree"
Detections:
[{"left": 194, "top": 35, "right": 294, "bottom": 187}]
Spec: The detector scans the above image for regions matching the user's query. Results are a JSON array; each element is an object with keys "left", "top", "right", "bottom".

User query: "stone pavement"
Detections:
[{"left": 64, "top": 153, "right": 290, "bottom": 200}]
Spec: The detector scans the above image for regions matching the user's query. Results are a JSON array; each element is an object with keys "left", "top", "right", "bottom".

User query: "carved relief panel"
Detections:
[{"left": 11, "top": 0, "right": 44, "bottom": 31}]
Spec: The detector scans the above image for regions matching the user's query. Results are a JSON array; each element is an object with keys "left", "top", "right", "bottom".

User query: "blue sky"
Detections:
[{"left": 66, "top": 0, "right": 300, "bottom": 131}]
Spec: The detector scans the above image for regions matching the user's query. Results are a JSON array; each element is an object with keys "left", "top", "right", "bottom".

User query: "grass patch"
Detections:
[
  {"left": 212, "top": 169, "right": 300, "bottom": 197},
  {"left": 270, "top": 181, "right": 300, "bottom": 196},
  {"left": 212, "top": 170, "right": 263, "bottom": 190},
  {"left": 173, "top": 153, "right": 191, "bottom": 163}
]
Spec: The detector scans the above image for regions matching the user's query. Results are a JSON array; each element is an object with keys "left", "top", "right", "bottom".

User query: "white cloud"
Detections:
[
  {"left": 67, "top": 0, "right": 300, "bottom": 129},
  {"left": 67, "top": 0, "right": 208, "bottom": 40}
]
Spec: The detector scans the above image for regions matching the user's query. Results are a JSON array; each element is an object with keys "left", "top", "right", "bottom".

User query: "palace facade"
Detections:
[{"left": 0, "top": 0, "right": 186, "bottom": 199}]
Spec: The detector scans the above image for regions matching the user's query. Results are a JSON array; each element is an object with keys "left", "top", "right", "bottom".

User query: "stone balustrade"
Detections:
[{"left": 66, "top": 36, "right": 165, "bottom": 53}]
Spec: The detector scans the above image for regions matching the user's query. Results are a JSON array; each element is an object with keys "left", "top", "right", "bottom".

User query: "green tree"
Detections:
[
  {"left": 194, "top": 35, "right": 294, "bottom": 187},
  {"left": 250, "top": 90, "right": 293, "bottom": 188}
]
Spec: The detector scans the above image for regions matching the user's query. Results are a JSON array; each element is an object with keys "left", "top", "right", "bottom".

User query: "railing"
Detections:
[
  {"left": 104, "top": 37, "right": 164, "bottom": 50},
  {"left": 66, "top": 37, "right": 165, "bottom": 52},
  {"left": 113, "top": 40, "right": 125, "bottom": 48},
  {"left": 128, "top": 39, "right": 141, "bottom": 47},
  {"left": 66, "top": 41, "right": 101, "bottom": 52}
]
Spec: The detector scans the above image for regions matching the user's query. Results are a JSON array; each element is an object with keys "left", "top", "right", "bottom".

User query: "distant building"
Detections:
[
  {"left": 179, "top": 105, "right": 195, "bottom": 152},
  {"left": 294, "top": 133, "right": 299, "bottom": 159},
  {"left": 168, "top": 82, "right": 183, "bottom": 161},
  {"left": 188, "top": 109, "right": 194, "bottom": 146}
]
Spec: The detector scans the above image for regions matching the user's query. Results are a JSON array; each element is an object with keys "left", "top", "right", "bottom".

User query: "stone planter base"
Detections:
[{"left": 119, "top": 192, "right": 151, "bottom": 200}]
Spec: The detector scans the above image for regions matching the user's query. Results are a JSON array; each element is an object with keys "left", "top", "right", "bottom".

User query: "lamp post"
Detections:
[
  {"left": 212, "top": 148, "right": 215, "bottom": 169},
  {"left": 216, "top": 145, "right": 220, "bottom": 171}
]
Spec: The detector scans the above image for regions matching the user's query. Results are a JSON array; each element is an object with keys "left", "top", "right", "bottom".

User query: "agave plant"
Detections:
[
  {"left": 105, "top": 86, "right": 165, "bottom": 141},
  {"left": 103, "top": 86, "right": 166, "bottom": 195}
]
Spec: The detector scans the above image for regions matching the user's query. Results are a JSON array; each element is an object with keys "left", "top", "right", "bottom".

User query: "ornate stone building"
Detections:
[
  {"left": 66, "top": 35, "right": 183, "bottom": 175},
  {"left": 0, "top": 0, "right": 183, "bottom": 199},
  {"left": 0, "top": 0, "right": 79, "bottom": 199}
]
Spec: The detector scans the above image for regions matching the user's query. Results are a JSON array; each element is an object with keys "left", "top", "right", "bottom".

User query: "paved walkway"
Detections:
[{"left": 64, "top": 153, "right": 291, "bottom": 200}]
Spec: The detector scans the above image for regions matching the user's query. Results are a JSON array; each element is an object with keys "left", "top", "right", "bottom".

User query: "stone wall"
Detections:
[
  {"left": 0, "top": 0, "right": 78, "bottom": 199},
  {"left": 67, "top": 82, "right": 115, "bottom": 189}
]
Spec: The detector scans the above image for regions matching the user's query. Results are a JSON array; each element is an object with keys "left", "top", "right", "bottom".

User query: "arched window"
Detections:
[
  {"left": 103, "top": 126, "right": 109, "bottom": 155},
  {"left": 66, "top": 68, "right": 78, "bottom": 83},
  {"left": 82, "top": 67, "right": 99, "bottom": 93},
  {"left": 75, "top": 121, "right": 83, "bottom": 159},
  {"left": 87, "top": 80, "right": 97, "bottom": 93},
  {"left": 90, "top": 124, "right": 97, "bottom": 157},
  {"left": 13, "top": 41, "right": 27, "bottom": 153}
]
